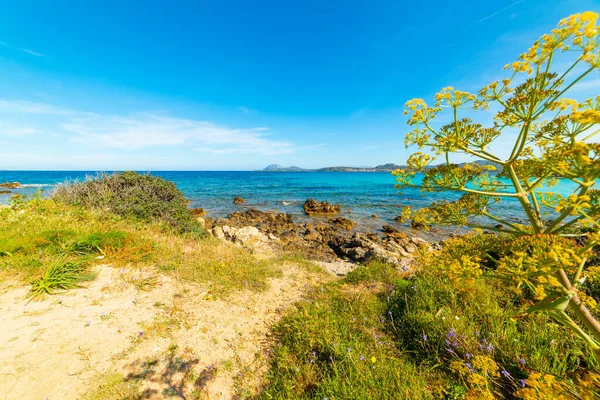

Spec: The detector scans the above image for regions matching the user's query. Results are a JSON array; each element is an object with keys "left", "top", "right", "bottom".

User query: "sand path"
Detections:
[{"left": 0, "top": 262, "right": 329, "bottom": 399}]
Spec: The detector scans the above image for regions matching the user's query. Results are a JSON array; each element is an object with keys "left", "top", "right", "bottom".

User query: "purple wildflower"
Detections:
[
  {"left": 422, "top": 334, "right": 428, "bottom": 342},
  {"left": 520, "top": 379, "right": 526, "bottom": 388},
  {"left": 501, "top": 369, "right": 511, "bottom": 378},
  {"left": 347, "top": 347, "right": 351, "bottom": 353},
  {"left": 466, "top": 362, "right": 475, "bottom": 373},
  {"left": 518, "top": 357, "right": 526, "bottom": 365},
  {"left": 465, "top": 352, "right": 472, "bottom": 359},
  {"left": 486, "top": 344, "right": 494, "bottom": 352},
  {"left": 360, "top": 355, "right": 365, "bottom": 361},
  {"left": 446, "top": 328, "right": 456, "bottom": 339}
]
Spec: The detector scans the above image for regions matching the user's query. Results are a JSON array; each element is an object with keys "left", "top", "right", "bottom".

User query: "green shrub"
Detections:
[{"left": 52, "top": 172, "right": 202, "bottom": 235}]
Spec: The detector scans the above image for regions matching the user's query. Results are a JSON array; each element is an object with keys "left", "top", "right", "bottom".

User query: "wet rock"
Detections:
[
  {"left": 190, "top": 207, "right": 207, "bottom": 217},
  {"left": 10, "top": 193, "right": 21, "bottom": 199},
  {"left": 382, "top": 225, "right": 408, "bottom": 240},
  {"left": 367, "top": 234, "right": 380, "bottom": 242},
  {"left": 371, "top": 214, "right": 378, "bottom": 219},
  {"left": 330, "top": 217, "right": 356, "bottom": 230},
  {"left": 233, "top": 196, "right": 245, "bottom": 204},
  {"left": 0, "top": 182, "right": 21, "bottom": 189},
  {"left": 0, "top": 190, "right": 11, "bottom": 194},
  {"left": 410, "top": 220, "right": 428, "bottom": 229},
  {"left": 303, "top": 198, "right": 341, "bottom": 215}
]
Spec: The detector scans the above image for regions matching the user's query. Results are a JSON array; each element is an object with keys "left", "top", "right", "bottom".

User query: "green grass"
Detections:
[
  {"left": 259, "top": 260, "right": 598, "bottom": 399},
  {"left": 29, "top": 259, "right": 95, "bottom": 297},
  {"left": 259, "top": 262, "right": 437, "bottom": 399},
  {"left": 0, "top": 197, "right": 282, "bottom": 297},
  {"left": 82, "top": 372, "right": 141, "bottom": 400}
]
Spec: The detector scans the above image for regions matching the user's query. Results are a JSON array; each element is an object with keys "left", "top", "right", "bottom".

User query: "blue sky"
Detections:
[{"left": 0, "top": 0, "right": 599, "bottom": 170}]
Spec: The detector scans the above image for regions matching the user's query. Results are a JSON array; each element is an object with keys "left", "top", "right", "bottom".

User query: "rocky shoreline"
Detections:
[{"left": 195, "top": 199, "right": 435, "bottom": 272}]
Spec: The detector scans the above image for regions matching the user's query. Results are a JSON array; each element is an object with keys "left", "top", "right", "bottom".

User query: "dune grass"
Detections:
[{"left": 0, "top": 197, "right": 282, "bottom": 297}]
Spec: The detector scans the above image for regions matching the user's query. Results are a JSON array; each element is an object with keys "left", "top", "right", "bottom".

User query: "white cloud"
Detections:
[
  {"left": 0, "top": 99, "right": 311, "bottom": 156},
  {"left": 477, "top": 0, "right": 525, "bottom": 23},
  {"left": 237, "top": 106, "right": 256, "bottom": 114},
  {"left": 21, "top": 49, "right": 45, "bottom": 57},
  {"left": 0, "top": 41, "right": 46, "bottom": 57},
  {"left": 0, "top": 100, "right": 71, "bottom": 115}
]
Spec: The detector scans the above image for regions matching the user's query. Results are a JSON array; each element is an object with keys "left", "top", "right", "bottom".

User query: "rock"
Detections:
[
  {"left": 303, "top": 228, "right": 321, "bottom": 241},
  {"left": 10, "top": 193, "right": 21, "bottom": 199},
  {"left": 410, "top": 220, "right": 428, "bottom": 229},
  {"left": 329, "top": 233, "right": 408, "bottom": 268},
  {"left": 394, "top": 215, "right": 406, "bottom": 223},
  {"left": 315, "top": 223, "right": 328, "bottom": 232},
  {"left": 233, "top": 226, "right": 269, "bottom": 245},
  {"left": 221, "top": 225, "right": 237, "bottom": 239},
  {"left": 371, "top": 214, "right": 378, "bottom": 218},
  {"left": 329, "top": 217, "right": 356, "bottom": 230},
  {"left": 367, "top": 234, "right": 380, "bottom": 242},
  {"left": 0, "top": 190, "right": 11, "bottom": 194},
  {"left": 382, "top": 225, "right": 408, "bottom": 240},
  {"left": 212, "top": 226, "right": 225, "bottom": 240},
  {"left": 0, "top": 182, "right": 21, "bottom": 189},
  {"left": 303, "top": 198, "right": 341, "bottom": 215},
  {"left": 204, "top": 217, "right": 214, "bottom": 230},
  {"left": 267, "top": 233, "right": 280, "bottom": 242},
  {"left": 233, "top": 196, "right": 245, "bottom": 204},
  {"left": 495, "top": 224, "right": 504, "bottom": 229},
  {"left": 196, "top": 217, "right": 206, "bottom": 228},
  {"left": 190, "top": 207, "right": 207, "bottom": 217}
]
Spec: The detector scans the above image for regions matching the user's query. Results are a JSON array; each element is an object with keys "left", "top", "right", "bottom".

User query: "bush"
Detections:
[{"left": 52, "top": 172, "right": 202, "bottom": 235}]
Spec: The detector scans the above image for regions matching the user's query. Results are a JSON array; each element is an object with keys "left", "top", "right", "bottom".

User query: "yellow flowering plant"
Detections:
[{"left": 396, "top": 12, "right": 600, "bottom": 355}]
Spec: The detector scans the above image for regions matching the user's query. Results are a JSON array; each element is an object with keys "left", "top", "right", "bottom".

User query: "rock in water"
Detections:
[
  {"left": 233, "top": 196, "right": 245, "bottom": 204},
  {"left": 329, "top": 217, "right": 356, "bottom": 230},
  {"left": 190, "top": 207, "right": 207, "bottom": 217},
  {"left": 0, "top": 182, "right": 21, "bottom": 189},
  {"left": 303, "top": 198, "right": 341, "bottom": 215}
]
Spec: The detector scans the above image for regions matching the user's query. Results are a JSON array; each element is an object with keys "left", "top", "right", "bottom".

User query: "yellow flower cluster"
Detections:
[
  {"left": 434, "top": 86, "right": 478, "bottom": 108},
  {"left": 517, "top": 12, "right": 599, "bottom": 67},
  {"left": 571, "top": 109, "right": 600, "bottom": 124},
  {"left": 404, "top": 98, "right": 440, "bottom": 126},
  {"left": 514, "top": 373, "right": 569, "bottom": 400},
  {"left": 450, "top": 356, "right": 499, "bottom": 399}
]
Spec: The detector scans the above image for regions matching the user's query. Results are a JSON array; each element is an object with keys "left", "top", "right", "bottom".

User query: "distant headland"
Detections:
[{"left": 261, "top": 160, "right": 499, "bottom": 172}]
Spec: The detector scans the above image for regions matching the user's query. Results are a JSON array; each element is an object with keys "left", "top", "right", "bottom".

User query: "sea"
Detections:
[{"left": 0, "top": 171, "right": 584, "bottom": 240}]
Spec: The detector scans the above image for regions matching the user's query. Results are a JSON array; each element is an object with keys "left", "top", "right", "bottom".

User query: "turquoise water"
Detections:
[{"left": 0, "top": 171, "right": 584, "bottom": 236}]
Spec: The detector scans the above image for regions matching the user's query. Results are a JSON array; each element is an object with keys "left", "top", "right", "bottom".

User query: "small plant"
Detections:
[
  {"left": 396, "top": 12, "right": 600, "bottom": 355},
  {"left": 29, "top": 259, "right": 94, "bottom": 297}
]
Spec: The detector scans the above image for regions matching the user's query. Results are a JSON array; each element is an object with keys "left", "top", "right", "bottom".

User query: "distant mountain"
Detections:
[
  {"left": 263, "top": 164, "right": 309, "bottom": 172},
  {"left": 261, "top": 160, "right": 501, "bottom": 173},
  {"left": 262, "top": 163, "right": 404, "bottom": 172}
]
